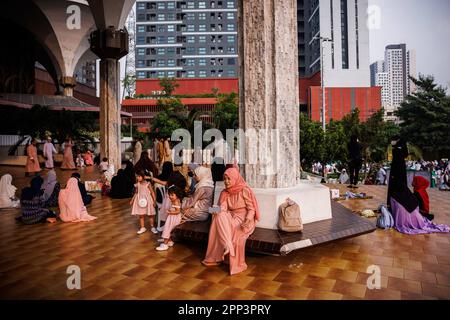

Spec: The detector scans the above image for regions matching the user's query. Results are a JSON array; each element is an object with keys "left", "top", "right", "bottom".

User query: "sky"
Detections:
[{"left": 369, "top": 0, "right": 450, "bottom": 89}]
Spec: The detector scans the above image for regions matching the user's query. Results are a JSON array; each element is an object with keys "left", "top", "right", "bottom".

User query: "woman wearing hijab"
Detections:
[
  {"left": 71, "top": 172, "right": 93, "bottom": 205},
  {"left": 412, "top": 176, "right": 434, "bottom": 221},
  {"left": 134, "top": 151, "right": 159, "bottom": 177},
  {"left": 338, "top": 169, "right": 349, "bottom": 184},
  {"left": 61, "top": 138, "right": 76, "bottom": 170},
  {"left": 19, "top": 176, "right": 57, "bottom": 224},
  {"left": 59, "top": 177, "right": 97, "bottom": 222},
  {"left": 181, "top": 166, "right": 214, "bottom": 222},
  {"left": 202, "top": 167, "right": 260, "bottom": 275},
  {"left": 0, "top": 174, "right": 20, "bottom": 209},
  {"left": 133, "top": 137, "right": 143, "bottom": 165},
  {"left": 109, "top": 169, "right": 134, "bottom": 199},
  {"left": 25, "top": 138, "right": 41, "bottom": 176},
  {"left": 387, "top": 137, "right": 412, "bottom": 209},
  {"left": 388, "top": 137, "right": 450, "bottom": 234},
  {"left": 42, "top": 170, "right": 61, "bottom": 208},
  {"left": 83, "top": 150, "right": 94, "bottom": 166},
  {"left": 163, "top": 138, "right": 172, "bottom": 163}
]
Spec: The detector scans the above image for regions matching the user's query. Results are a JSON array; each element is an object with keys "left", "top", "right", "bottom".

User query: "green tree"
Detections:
[
  {"left": 159, "top": 77, "right": 180, "bottom": 97},
  {"left": 150, "top": 98, "right": 187, "bottom": 138},
  {"left": 324, "top": 120, "right": 348, "bottom": 165},
  {"left": 212, "top": 92, "right": 239, "bottom": 134},
  {"left": 299, "top": 113, "right": 325, "bottom": 169},
  {"left": 360, "top": 109, "right": 400, "bottom": 162},
  {"left": 340, "top": 108, "right": 361, "bottom": 138},
  {"left": 396, "top": 75, "right": 450, "bottom": 159}
]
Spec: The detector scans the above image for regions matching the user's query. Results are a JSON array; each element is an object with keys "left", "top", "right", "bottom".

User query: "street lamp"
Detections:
[{"left": 313, "top": 36, "right": 332, "bottom": 132}]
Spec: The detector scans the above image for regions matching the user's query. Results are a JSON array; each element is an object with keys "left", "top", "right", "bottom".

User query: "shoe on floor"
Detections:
[
  {"left": 150, "top": 227, "right": 158, "bottom": 234},
  {"left": 167, "top": 241, "right": 174, "bottom": 247},
  {"left": 157, "top": 226, "right": 164, "bottom": 232},
  {"left": 137, "top": 227, "right": 147, "bottom": 235},
  {"left": 156, "top": 243, "right": 169, "bottom": 251}
]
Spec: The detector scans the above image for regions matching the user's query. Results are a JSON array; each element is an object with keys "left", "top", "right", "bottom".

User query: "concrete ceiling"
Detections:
[{"left": 2, "top": 0, "right": 134, "bottom": 81}]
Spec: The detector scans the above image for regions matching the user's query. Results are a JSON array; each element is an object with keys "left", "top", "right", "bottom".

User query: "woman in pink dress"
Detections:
[
  {"left": 59, "top": 177, "right": 97, "bottom": 222},
  {"left": 25, "top": 138, "right": 41, "bottom": 176},
  {"left": 61, "top": 138, "right": 76, "bottom": 170},
  {"left": 202, "top": 167, "right": 260, "bottom": 275}
]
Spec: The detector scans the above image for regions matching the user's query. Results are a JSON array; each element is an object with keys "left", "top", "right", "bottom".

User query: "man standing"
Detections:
[
  {"left": 25, "top": 138, "right": 41, "bottom": 176},
  {"left": 347, "top": 134, "right": 363, "bottom": 188},
  {"left": 43, "top": 137, "right": 57, "bottom": 169},
  {"left": 133, "top": 137, "right": 143, "bottom": 165}
]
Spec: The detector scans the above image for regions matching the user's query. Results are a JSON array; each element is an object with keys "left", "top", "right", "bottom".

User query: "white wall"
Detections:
[{"left": 320, "top": 0, "right": 370, "bottom": 87}]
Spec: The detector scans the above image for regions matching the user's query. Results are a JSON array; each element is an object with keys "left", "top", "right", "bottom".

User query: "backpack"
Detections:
[
  {"left": 376, "top": 205, "right": 394, "bottom": 229},
  {"left": 278, "top": 198, "right": 303, "bottom": 232}
]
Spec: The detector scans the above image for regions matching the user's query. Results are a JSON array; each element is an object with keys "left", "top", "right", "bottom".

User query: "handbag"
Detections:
[
  {"left": 138, "top": 198, "right": 148, "bottom": 208},
  {"left": 278, "top": 198, "right": 303, "bottom": 232},
  {"left": 376, "top": 205, "right": 394, "bottom": 229}
]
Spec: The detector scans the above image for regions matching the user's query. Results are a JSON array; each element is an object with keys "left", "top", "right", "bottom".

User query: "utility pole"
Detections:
[{"left": 314, "top": 36, "right": 332, "bottom": 132}]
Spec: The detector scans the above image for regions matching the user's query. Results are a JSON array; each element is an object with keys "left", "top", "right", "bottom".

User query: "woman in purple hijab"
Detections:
[{"left": 388, "top": 136, "right": 450, "bottom": 235}]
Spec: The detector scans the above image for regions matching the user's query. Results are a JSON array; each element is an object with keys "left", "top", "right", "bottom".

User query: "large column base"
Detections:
[
  {"left": 252, "top": 182, "right": 332, "bottom": 229},
  {"left": 213, "top": 181, "right": 332, "bottom": 230}
]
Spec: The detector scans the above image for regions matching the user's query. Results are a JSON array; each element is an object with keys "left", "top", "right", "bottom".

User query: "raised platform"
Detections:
[{"left": 172, "top": 200, "right": 376, "bottom": 255}]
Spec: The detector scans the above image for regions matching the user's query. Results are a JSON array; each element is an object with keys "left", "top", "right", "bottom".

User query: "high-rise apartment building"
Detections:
[
  {"left": 370, "top": 44, "right": 417, "bottom": 121},
  {"left": 135, "top": 0, "right": 238, "bottom": 79},
  {"left": 298, "top": 0, "right": 370, "bottom": 87},
  {"left": 370, "top": 60, "right": 384, "bottom": 86},
  {"left": 125, "top": 0, "right": 381, "bottom": 129}
]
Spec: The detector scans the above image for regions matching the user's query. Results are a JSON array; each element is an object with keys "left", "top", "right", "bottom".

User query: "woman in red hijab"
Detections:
[
  {"left": 412, "top": 176, "right": 434, "bottom": 221},
  {"left": 202, "top": 167, "right": 260, "bottom": 275}
]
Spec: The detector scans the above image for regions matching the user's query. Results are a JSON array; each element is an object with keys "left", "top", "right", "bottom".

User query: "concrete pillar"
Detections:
[
  {"left": 99, "top": 58, "right": 121, "bottom": 172},
  {"left": 236, "top": 0, "right": 332, "bottom": 229},
  {"left": 60, "top": 76, "right": 77, "bottom": 97},
  {"left": 90, "top": 27, "right": 128, "bottom": 172},
  {"left": 238, "top": 0, "right": 300, "bottom": 189}
]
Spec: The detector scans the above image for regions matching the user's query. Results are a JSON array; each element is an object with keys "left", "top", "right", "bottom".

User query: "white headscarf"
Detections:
[
  {"left": 194, "top": 166, "right": 214, "bottom": 189},
  {"left": 42, "top": 170, "right": 58, "bottom": 201},
  {"left": 0, "top": 174, "right": 16, "bottom": 198},
  {"left": 0, "top": 174, "right": 17, "bottom": 208}
]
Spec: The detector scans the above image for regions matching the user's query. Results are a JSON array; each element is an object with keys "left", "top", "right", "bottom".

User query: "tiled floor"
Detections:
[{"left": 0, "top": 166, "right": 449, "bottom": 300}]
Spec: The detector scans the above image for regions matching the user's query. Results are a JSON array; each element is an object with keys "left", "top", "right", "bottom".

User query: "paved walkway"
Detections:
[{"left": 0, "top": 166, "right": 449, "bottom": 300}]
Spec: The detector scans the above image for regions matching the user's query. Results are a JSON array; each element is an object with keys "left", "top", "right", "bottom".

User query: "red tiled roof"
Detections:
[{"left": 121, "top": 97, "right": 218, "bottom": 106}]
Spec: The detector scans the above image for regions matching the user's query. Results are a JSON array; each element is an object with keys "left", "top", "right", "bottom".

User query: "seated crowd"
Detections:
[{"left": 2, "top": 138, "right": 450, "bottom": 276}]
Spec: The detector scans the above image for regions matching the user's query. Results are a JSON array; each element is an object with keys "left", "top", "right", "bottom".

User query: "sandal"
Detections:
[{"left": 201, "top": 261, "right": 221, "bottom": 267}]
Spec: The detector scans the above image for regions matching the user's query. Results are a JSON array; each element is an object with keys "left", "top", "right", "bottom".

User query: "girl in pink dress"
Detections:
[
  {"left": 25, "top": 139, "right": 41, "bottom": 176},
  {"left": 130, "top": 171, "right": 157, "bottom": 235},
  {"left": 202, "top": 167, "right": 260, "bottom": 275},
  {"left": 59, "top": 177, "right": 97, "bottom": 222},
  {"left": 156, "top": 186, "right": 184, "bottom": 251},
  {"left": 61, "top": 138, "right": 76, "bottom": 170}
]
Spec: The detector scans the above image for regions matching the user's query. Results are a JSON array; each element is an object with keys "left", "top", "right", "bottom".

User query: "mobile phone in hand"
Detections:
[{"left": 208, "top": 205, "right": 221, "bottom": 215}]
